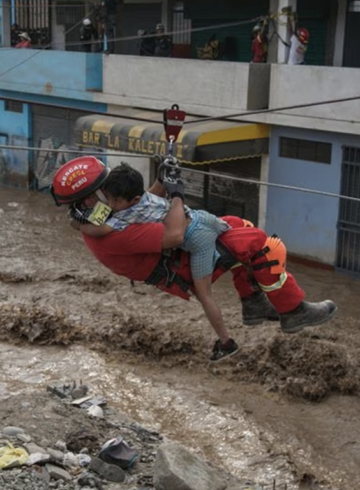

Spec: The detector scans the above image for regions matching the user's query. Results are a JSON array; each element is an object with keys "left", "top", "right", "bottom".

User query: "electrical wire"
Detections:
[
  {"left": 183, "top": 95, "right": 360, "bottom": 125},
  {"left": 2, "top": 9, "right": 359, "bottom": 204},
  {"left": 1, "top": 143, "right": 359, "bottom": 204},
  {"left": 1, "top": 15, "right": 263, "bottom": 79},
  {"left": 0, "top": 7, "right": 98, "bottom": 79},
  {"left": 2, "top": 90, "right": 360, "bottom": 130},
  {"left": 2, "top": 7, "right": 297, "bottom": 75},
  {"left": 3, "top": 8, "right": 349, "bottom": 127}
]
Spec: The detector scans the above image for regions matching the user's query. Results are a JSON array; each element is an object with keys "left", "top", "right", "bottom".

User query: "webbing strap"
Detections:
[
  {"left": 215, "top": 239, "right": 238, "bottom": 270},
  {"left": 145, "top": 256, "right": 191, "bottom": 292},
  {"left": 145, "top": 241, "right": 238, "bottom": 291}
]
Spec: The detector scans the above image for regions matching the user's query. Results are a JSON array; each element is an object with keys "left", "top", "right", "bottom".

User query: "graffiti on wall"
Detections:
[{"left": 35, "top": 137, "right": 72, "bottom": 191}]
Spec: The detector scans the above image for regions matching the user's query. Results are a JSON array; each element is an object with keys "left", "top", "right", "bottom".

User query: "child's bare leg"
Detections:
[{"left": 193, "top": 274, "right": 230, "bottom": 344}]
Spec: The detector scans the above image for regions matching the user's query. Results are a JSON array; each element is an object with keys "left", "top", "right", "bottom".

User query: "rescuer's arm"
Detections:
[{"left": 161, "top": 178, "right": 187, "bottom": 249}]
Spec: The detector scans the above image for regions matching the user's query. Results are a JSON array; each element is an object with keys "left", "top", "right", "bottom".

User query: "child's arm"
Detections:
[
  {"left": 70, "top": 219, "right": 114, "bottom": 237},
  {"left": 148, "top": 177, "right": 166, "bottom": 198}
]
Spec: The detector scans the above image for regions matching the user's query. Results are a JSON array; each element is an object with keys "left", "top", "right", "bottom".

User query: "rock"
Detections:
[
  {"left": 16, "top": 433, "right": 32, "bottom": 443},
  {"left": 154, "top": 441, "right": 226, "bottom": 490},
  {"left": 71, "top": 384, "right": 89, "bottom": 399},
  {"left": 54, "top": 440, "right": 67, "bottom": 451},
  {"left": 26, "top": 452, "right": 50, "bottom": 465},
  {"left": 24, "top": 442, "right": 47, "bottom": 455},
  {"left": 2, "top": 426, "right": 25, "bottom": 437},
  {"left": 45, "top": 463, "right": 72, "bottom": 481},
  {"left": 62, "top": 451, "right": 79, "bottom": 468},
  {"left": 47, "top": 447, "right": 65, "bottom": 462},
  {"left": 78, "top": 471, "right": 104, "bottom": 489}
]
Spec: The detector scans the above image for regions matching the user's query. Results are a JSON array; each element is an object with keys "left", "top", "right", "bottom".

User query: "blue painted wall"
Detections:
[
  {"left": 0, "top": 90, "right": 107, "bottom": 113},
  {"left": 0, "top": 49, "right": 102, "bottom": 100},
  {"left": 0, "top": 99, "right": 31, "bottom": 186},
  {"left": 267, "top": 126, "right": 360, "bottom": 265}
]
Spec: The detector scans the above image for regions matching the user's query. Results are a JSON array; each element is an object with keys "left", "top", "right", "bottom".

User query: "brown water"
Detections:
[{"left": 1, "top": 186, "right": 360, "bottom": 490}]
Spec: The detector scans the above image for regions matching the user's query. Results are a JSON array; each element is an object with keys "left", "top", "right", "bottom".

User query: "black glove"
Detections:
[
  {"left": 67, "top": 204, "right": 92, "bottom": 225},
  {"left": 164, "top": 177, "right": 185, "bottom": 200},
  {"left": 157, "top": 157, "right": 181, "bottom": 184},
  {"left": 157, "top": 162, "right": 165, "bottom": 183}
]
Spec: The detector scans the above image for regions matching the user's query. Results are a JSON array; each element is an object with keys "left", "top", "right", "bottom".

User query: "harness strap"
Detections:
[
  {"left": 215, "top": 239, "right": 239, "bottom": 270},
  {"left": 252, "top": 260, "right": 279, "bottom": 271},
  {"left": 145, "top": 255, "right": 191, "bottom": 293},
  {"left": 250, "top": 234, "right": 282, "bottom": 272},
  {"left": 145, "top": 240, "right": 239, "bottom": 291}
]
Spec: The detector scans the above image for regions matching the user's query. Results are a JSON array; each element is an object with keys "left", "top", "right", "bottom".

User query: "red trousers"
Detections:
[
  {"left": 160, "top": 216, "right": 305, "bottom": 314},
  {"left": 220, "top": 216, "right": 305, "bottom": 313}
]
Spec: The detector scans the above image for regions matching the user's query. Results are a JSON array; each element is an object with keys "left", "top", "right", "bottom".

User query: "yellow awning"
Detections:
[{"left": 74, "top": 108, "right": 269, "bottom": 165}]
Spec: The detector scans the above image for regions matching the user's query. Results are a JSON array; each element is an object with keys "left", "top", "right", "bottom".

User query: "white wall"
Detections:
[
  {"left": 95, "top": 55, "right": 270, "bottom": 117},
  {"left": 107, "top": 153, "right": 151, "bottom": 188},
  {"left": 247, "top": 64, "right": 360, "bottom": 135}
]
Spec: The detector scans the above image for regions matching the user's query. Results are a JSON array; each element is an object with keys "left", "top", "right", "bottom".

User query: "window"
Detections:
[
  {"left": 5, "top": 100, "right": 24, "bottom": 113},
  {"left": 279, "top": 137, "right": 332, "bottom": 164}
]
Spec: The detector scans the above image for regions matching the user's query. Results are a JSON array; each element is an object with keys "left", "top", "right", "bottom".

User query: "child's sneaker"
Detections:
[{"left": 210, "top": 338, "right": 239, "bottom": 362}]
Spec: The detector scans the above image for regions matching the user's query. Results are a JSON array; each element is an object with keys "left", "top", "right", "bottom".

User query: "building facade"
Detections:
[{"left": 0, "top": 0, "right": 359, "bottom": 273}]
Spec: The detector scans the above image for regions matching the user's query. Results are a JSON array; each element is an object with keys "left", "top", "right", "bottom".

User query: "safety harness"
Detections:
[
  {"left": 145, "top": 104, "right": 243, "bottom": 293},
  {"left": 145, "top": 240, "right": 239, "bottom": 293},
  {"left": 250, "top": 234, "right": 285, "bottom": 274}
]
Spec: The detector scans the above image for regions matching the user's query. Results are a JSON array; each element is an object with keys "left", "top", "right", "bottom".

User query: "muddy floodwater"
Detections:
[{"left": 1, "top": 186, "right": 360, "bottom": 490}]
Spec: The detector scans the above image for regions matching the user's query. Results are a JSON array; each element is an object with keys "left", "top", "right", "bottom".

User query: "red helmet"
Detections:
[
  {"left": 297, "top": 27, "right": 309, "bottom": 44},
  {"left": 51, "top": 156, "right": 109, "bottom": 206}
]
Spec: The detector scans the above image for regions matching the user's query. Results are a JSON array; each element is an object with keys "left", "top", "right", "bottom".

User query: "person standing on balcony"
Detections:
[
  {"left": 101, "top": 0, "right": 118, "bottom": 54},
  {"left": 79, "top": 18, "right": 99, "bottom": 53},
  {"left": 197, "top": 34, "right": 220, "bottom": 60},
  {"left": 138, "top": 29, "right": 155, "bottom": 56},
  {"left": 11, "top": 23, "right": 21, "bottom": 47},
  {"left": 154, "top": 23, "right": 173, "bottom": 57},
  {"left": 287, "top": 11, "right": 309, "bottom": 65},
  {"left": 15, "top": 32, "right": 32, "bottom": 49},
  {"left": 251, "top": 19, "right": 268, "bottom": 63}
]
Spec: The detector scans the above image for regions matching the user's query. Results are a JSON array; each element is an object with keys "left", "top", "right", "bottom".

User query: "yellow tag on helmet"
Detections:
[{"left": 87, "top": 201, "right": 112, "bottom": 226}]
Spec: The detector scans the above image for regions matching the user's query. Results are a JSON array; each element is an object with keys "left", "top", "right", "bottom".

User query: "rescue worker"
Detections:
[
  {"left": 138, "top": 29, "right": 155, "bottom": 56},
  {"left": 251, "top": 20, "right": 268, "bottom": 63},
  {"left": 11, "top": 23, "right": 21, "bottom": 47},
  {"left": 79, "top": 17, "right": 99, "bottom": 53},
  {"left": 65, "top": 161, "right": 240, "bottom": 362},
  {"left": 51, "top": 157, "right": 337, "bottom": 359},
  {"left": 286, "top": 10, "right": 309, "bottom": 65},
  {"left": 101, "top": 0, "right": 118, "bottom": 54},
  {"left": 153, "top": 23, "right": 172, "bottom": 57}
]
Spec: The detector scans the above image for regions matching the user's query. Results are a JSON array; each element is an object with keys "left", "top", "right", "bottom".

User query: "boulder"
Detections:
[{"left": 154, "top": 441, "right": 226, "bottom": 490}]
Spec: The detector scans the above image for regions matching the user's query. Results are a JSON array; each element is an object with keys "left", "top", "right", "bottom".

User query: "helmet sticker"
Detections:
[{"left": 61, "top": 164, "right": 89, "bottom": 187}]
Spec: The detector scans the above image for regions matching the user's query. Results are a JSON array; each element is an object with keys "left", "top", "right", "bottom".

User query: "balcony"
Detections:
[
  {"left": 249, "top": 64, "right": 360, "bottom": 135},
  {"left": 0, "top": 48, "right": 270, "bottom": 117},
  {"left": 0, "top": 48, "right": 102, "bottom": 101},
  {"left": 93, "top": 55, "right": 270, "bottom": 116}
]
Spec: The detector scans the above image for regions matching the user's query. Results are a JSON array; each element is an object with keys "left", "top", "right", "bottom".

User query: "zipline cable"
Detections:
[{"left": 1, "top": 143, "right": 359, "bottom": 204}]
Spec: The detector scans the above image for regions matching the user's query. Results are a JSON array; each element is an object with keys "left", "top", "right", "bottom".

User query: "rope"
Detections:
[{"left": 1, "top": 143, "right": 359, "bottom": 204}]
